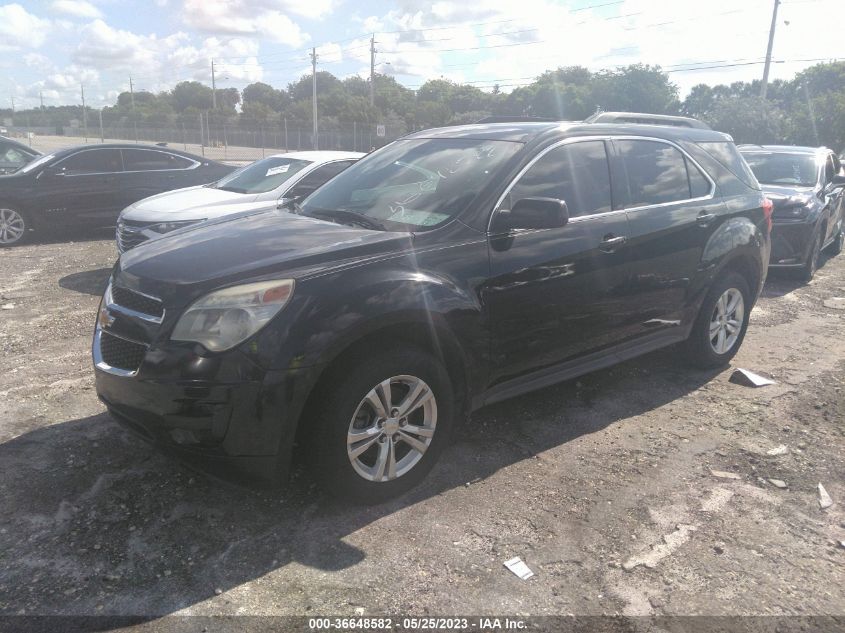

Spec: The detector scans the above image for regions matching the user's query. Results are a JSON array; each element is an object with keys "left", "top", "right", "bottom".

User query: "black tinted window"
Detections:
[
  {"left": 617, "top": 140, "right": 690, "bottom": 207},
  {"left": 122, "top": 149, "right": 193, "bottom": 171},
  {"left": 507, "top": 141, "right": 612, "bottom": 218},
  {"left": 825, "top": 155, "right": 835, "bottom": 184},
  {"left": 686, "top": 157, "right": 711, "bottom": 198},
  {"left": 289, "top": 161, "right": 355, "bottom": 197},
  {"left": 59, "top": 149, "right": 123, "bottom": 174}
]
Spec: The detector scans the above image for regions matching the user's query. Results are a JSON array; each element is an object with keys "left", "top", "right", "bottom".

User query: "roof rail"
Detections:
[
  {"left": 584, "top": 111, "right": 711, "bottom": 130},
  {"left": 474, "top": 115, "right": 556, "bottom": 124}
]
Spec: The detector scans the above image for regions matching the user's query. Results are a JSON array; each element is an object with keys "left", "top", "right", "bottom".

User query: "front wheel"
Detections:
[
  {"left": 310, "top": 347, "right": 455, "bottom": 504},
  {"left": 0, "top": 206, "right": 29, "bottom": 246},
  {"left": 800, "top": 227, "right": 823, "bottom": 282},
  {"left": 828, "top": 229, "right": 843, "bottom": 256},
  {"left": 684, "top": 272, "right": 751, "bottom": 369}
]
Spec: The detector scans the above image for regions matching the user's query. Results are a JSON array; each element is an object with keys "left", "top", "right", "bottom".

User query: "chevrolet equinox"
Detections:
[{"left": 93, "top": 121, "right": 772, "bottom": 503}]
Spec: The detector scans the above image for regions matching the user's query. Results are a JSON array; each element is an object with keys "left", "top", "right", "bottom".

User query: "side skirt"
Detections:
[{"left": 473, "top": 328, "right": 689, "bottom": 410}]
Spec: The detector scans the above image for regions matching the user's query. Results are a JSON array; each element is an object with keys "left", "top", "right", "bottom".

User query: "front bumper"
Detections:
[
  {"left": 769, "top": 220, "right": 814, "bottom": 266},
  {"left": 94, "top": 345, "right": 323, "bottom": 483}
]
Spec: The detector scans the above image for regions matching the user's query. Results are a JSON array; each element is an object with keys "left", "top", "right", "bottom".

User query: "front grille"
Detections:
[
  {"left": 100, "top": 331, "right": 147, "bottom": 372},
  {"left": 117, "top": 221, "right": 151, "bottom": 252},
  {"left": 111, "top": 286, "right": 164, "bottom": 319}
]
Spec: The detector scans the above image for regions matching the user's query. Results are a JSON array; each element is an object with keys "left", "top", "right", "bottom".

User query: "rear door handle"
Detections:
[
  {"left": 598, "top": 235, "right": 627, "bottom": 252},
  {"left": 697, "top": 212, "right": 717, "bottom": 227}
]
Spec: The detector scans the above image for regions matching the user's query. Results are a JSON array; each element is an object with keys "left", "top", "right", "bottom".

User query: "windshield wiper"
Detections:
[
  {"left": 305, "top": 208, "right": 387, "bottom": 231},
  {"left": 216, "top": 186, "right": 249, "bottom": 193}
]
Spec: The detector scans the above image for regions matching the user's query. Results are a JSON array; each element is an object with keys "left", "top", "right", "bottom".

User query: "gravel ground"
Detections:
[{"left": 0, "top": 232, "right": 844, "bottom": 628}]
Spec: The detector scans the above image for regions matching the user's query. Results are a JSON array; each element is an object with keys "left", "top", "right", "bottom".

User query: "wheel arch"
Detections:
[{"left": 291, "top": 315, "right": 473, "bottom": 454}]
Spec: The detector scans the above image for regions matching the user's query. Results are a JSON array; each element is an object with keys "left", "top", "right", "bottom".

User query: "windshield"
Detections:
[
  {"left": 18, "top": 152, "right": 55, "bottom": 174},
  {"left": 741, "top": 152, "right": 818, "bottom": 187},
  {"left": 212, "top": 156, "right": 312, "bottom": 194},
  {"left": 300, "top": 138, "right": 522, "bottom": 231}
]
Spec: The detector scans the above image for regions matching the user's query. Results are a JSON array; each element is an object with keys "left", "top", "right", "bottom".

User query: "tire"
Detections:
[
  {"left": 309, "top": 347, "right": 455, "bottom": 504},
  {"left": 800, "top": 227, "right": 823, "bottom": 282},
  {"left": 828, "top": 229, "right": 843, "bottom": 256},
  {"left": 684, "top": 272, "right": 752, "bottom": 369},
  {"left": 0, "top": 206, "right": 30, "bottom": 247}
]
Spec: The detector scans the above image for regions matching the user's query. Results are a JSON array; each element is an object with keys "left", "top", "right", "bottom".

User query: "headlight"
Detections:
[
  {"left": 149, "top": 219, "right": 202, "bottom": 234},
  {"left": 171, "top": 280, "right": 295, "bottom": 351}
]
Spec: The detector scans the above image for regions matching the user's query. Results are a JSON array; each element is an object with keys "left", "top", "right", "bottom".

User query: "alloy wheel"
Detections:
[
  {"left": 346, "top": 374, "right": 437, "bottom": 482},
  {"left": 0, "top": 208, "right": 25, "bottom": 245},
  {"left": 709, "top": 288, "right": 744, "bottom": 355}
]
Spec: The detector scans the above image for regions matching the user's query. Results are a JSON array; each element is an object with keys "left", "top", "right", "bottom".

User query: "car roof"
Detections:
[
  {"left": 0, "top": 135, "right": 41, "bottom": 154},
  {"left": 403, "top": 121, "right": 732, "bottom": 144},
  {"left": 264, "top": 150, "right": 364, "bottom": 162}
]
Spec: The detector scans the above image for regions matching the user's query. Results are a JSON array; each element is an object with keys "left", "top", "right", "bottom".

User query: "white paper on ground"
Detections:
[{"left": 504, "top": 557, "right": 534, "bottom": 580}]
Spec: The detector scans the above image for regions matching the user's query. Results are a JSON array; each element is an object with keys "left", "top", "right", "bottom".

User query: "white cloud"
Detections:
[
  {"left": 0, "top": 4, "right": 52, "bottom": 49},
  {"left": 51, "top": 0, "right": 103, "bottom": 19},
  {"left": 182, "top": 0, "right": 310, "bottom": 46}
]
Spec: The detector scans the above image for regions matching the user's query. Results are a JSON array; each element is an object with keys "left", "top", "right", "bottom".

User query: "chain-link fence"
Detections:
[{"left": 4, "top": 117, "right": 407, "bottom": 164}]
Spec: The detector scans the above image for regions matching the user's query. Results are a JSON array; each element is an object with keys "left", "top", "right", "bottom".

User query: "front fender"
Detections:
[{"left": 248, "top": 262, "right": 485, "bottom": 380}]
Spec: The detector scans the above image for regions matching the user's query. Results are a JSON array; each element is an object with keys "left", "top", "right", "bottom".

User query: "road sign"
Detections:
[{"left": 376, "top": 124, "right": 386, "bottom": 138}]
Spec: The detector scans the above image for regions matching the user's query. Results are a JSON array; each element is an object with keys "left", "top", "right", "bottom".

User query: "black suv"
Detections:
[
  {"left": 739, "top": 145, "right": 845, "bottom": 280},
  {"left": 94, "top": 121, "right": 771, "bottom": 503}
]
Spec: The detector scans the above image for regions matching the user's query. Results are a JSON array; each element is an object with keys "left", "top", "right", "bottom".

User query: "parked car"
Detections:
[
  {"left": 115, "top": 151, "right": 362, "bottom": 252},
  {"left": 739, "top": 145, "right": 845, "bottom": 280},
  {"left": 0, "top": 135, "right": 40, "bottom": 175},
  {"left": 93, "top": 120, "right": 771, "bottom": 503},
  {"left": 0, "top": 144, "right": 234, "bottom": 246}
]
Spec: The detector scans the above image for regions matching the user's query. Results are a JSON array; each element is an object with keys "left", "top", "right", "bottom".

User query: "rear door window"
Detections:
[
  {"left": 58, "top": 149, "right": 123, "bottom": 175},
  {"left": 615, "top": 140, "right": 690, "bottom": 207},
  {"left": 686, "top": 157, "right": 712, "bottom": 198},
  {"left": 505, "top": 140, "right": 612, "bottom": 218},
  {"left": 122, "top": 149, "right": 194, "bottom": 171}
]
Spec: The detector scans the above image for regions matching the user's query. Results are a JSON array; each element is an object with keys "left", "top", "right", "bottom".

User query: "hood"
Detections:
[
  {"left": 117, "top": 208, "right": 412, "bottom": 301},
  {"left": 120, "top": 185, "right": 262, "bottom": 222},
  {"left": 759, "top": 184, "right": 818, "bottom": 210}
]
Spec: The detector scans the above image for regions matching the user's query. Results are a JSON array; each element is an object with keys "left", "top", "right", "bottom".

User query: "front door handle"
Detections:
[
  {"left": 598, "top": 235, "right": 627, "bottom": 252},
  {"left": 697, "top": 212, "right": 717, "bottom": 227}
]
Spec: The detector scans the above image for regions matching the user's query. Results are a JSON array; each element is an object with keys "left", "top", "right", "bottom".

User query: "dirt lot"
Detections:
[{"left": 0, "top": 232, "right": 843, "bottom": 628}]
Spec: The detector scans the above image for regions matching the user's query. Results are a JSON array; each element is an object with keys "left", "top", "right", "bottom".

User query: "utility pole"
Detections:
[
  {"left": 99, "top": 109, "right": 104, "bottom": 142},
  {"left": 369, "top": 34, "right": 376, "bottom": 107},
  {"left": 311, "top": 47, "right": 318, "bottom": 150},
  {"left": 39, "top": 91, "right": 43, "bottom": 110},
  {"left": 10, "top": 96, "right": 14, "bottom": 113},
  {"left": 81, "top": 84, "right": 88, "bottom": 142},
  {"left": 804, "top": 83, "right": 819, "bottom": 145},
  {"left": 760, "top": 0, "right": 780, "bottom": 100},
  {"left": 211, "top": 59, "right": 217, "bottom": 110}
]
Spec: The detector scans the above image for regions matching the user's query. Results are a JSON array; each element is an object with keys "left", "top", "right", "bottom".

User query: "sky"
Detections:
[{"left": 1, "top": 0, "right": 843, "bottom": 110}]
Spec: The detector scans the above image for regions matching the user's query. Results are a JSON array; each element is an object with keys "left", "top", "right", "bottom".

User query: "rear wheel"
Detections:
[
  {"left": 684, "top": 272, "right": 751, "bottom": 369},
  {"left": 309, "top": 347, "right": 454, "bottom": 504},
  {"left": 800, "top": 227, "right": 823, "bottom": 282},
  {"left": 0, "top": 206, "right": 29, "bottom": 246}
]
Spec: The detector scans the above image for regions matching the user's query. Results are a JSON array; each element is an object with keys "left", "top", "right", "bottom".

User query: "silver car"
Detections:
[{"left": 115, "top": 150, "right": 362, "bottom": 252}]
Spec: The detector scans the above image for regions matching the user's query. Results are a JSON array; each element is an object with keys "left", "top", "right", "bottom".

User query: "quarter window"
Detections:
[
  {"left": 122, "top": 149, "right": 194, "bottom": 171},
  {"left": 616, "top": 140, "right": 692, "bottom": 207},
  {"left": 58, "top": 149, "right": 123, "bottom": 175},
  {"left": 505, "top": 141, "right": 612, "bottom": 218}
]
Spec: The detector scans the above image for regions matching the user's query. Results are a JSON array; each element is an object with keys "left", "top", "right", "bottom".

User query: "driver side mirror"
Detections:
[
  {"left": 492, "top": 197, "right": 569, "bottom": 233},
  {"left": 277, "top": 194, "right": 303, "bottom": 210},
  {"left": 831, "top": 174, "right": 845, "bottom": 189}
]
